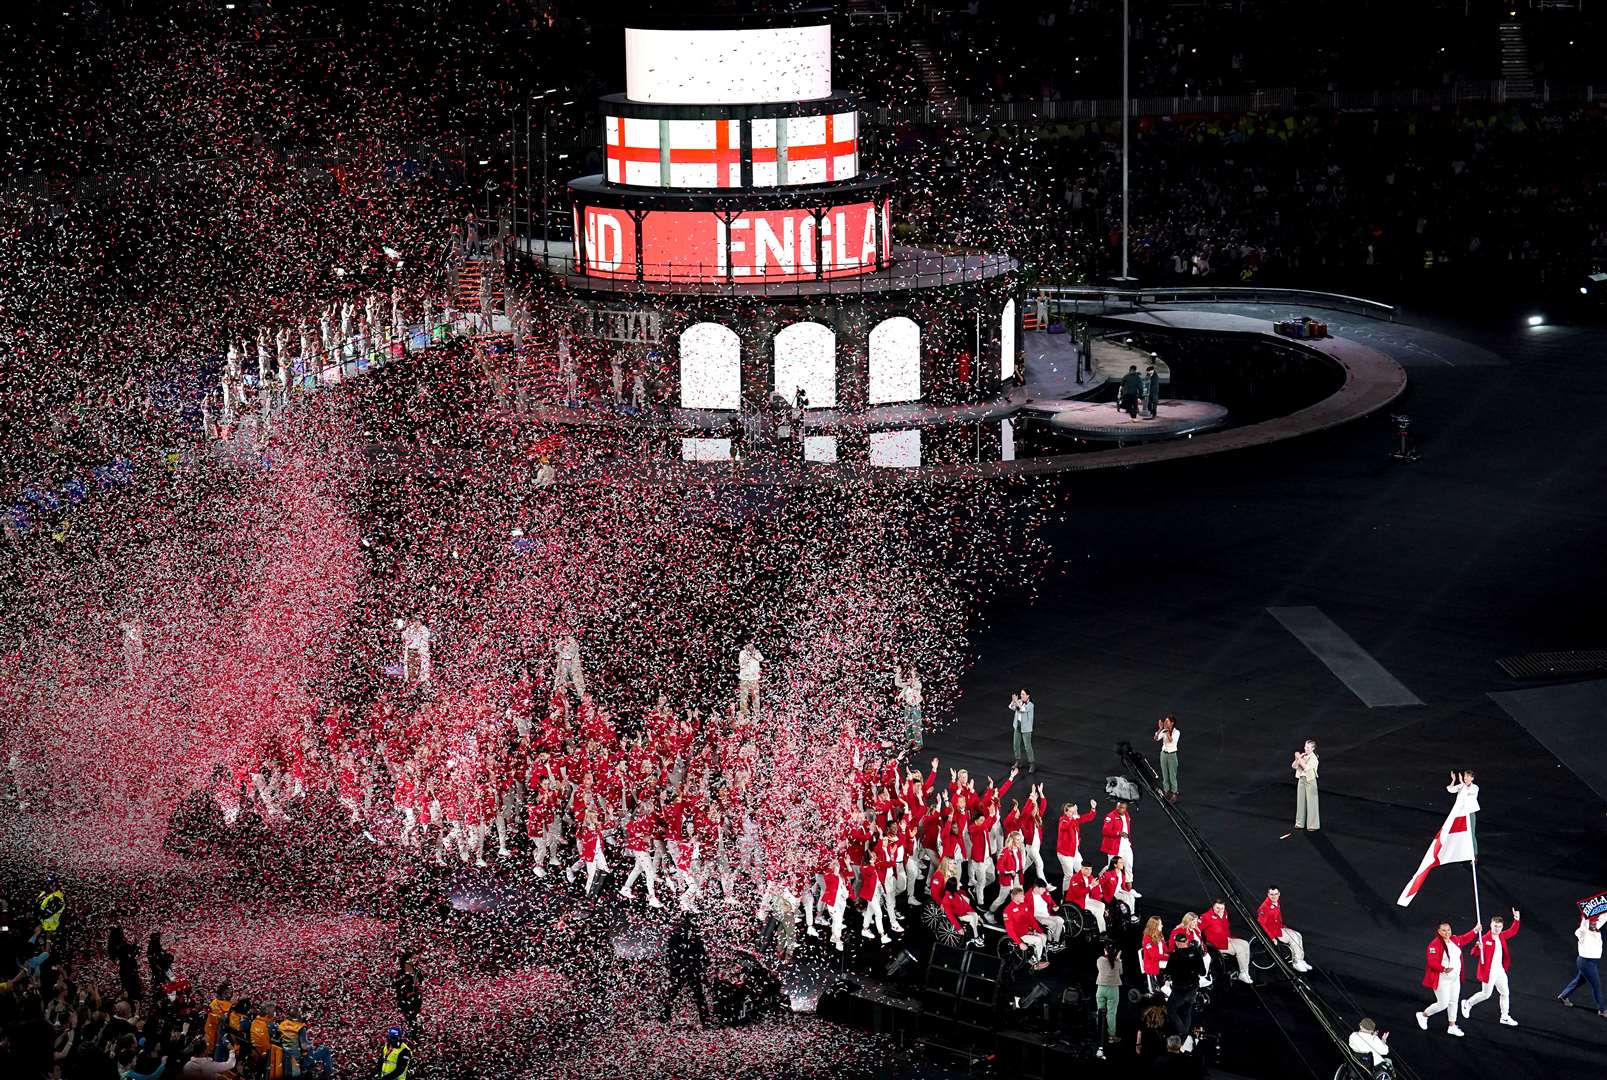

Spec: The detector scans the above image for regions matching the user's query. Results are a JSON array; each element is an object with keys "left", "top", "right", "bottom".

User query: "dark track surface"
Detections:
[{"left": 929, "top": 309, "right": 1607, "bottom": 1079}]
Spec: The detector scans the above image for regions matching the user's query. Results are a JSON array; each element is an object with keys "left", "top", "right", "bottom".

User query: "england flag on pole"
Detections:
[{"left": 1397, "top": 784, "right": 1481, "bottom": 906}]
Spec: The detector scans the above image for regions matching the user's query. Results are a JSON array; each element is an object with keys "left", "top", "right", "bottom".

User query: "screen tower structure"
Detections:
[{"left": 562, "top": 11, "right": 1019, "bottom": 437}]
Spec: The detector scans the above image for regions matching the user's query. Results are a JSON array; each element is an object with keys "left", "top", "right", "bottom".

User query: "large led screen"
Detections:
[{"left": 625, "top": 25, "right": 832, "bottom": 105}]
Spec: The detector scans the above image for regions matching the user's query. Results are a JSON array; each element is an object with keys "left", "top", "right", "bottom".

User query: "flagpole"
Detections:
[{"left": 1469, "top": 804, "right": 1486, "bottom": 963}]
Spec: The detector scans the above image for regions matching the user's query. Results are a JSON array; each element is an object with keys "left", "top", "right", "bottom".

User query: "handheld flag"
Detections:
[{"left": 1397, "top": 783, "right": 1480, "bottom": 907}]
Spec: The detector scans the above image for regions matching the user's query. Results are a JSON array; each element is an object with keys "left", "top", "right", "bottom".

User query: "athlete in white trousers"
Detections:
[
  {"left": 1417, "top": 921, "right": 1478, "bottom": 1037},
  {"left": 621, "top": 847, "right": 663, "bottom": 907},
  {"left": 1463, "top": 910, "right": 1521, "bottom": 1026}
]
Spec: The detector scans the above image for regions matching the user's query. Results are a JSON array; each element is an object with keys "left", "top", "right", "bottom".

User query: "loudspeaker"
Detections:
[
  {"left": 994, "top": 1028, "right": 1097, "bottom": 1078},
  {"left": 819, "top": 978, "right": 923, "bottom": 1040}
]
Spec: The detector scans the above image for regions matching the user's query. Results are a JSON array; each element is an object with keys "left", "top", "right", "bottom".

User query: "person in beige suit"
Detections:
[{"left": 1292, "top": 740, "right": 1320, "bottom": 831}]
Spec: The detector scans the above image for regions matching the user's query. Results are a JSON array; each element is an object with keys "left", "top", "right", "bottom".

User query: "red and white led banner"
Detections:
[
  {"left": 578, "top": 201, "right": 889, "bottom": 283},
  {"left": 605, "top": 112, "right": 858, "bottom": 189}
]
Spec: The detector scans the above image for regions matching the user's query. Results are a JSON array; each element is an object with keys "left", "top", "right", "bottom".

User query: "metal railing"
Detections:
[
  {"left": 1032, "top": 285, "right": 1398, "bottom": 322},
  {"left": 517, "top": 245, "right": 1018, "bottom": 297},
  {"left": 862, "top": 80, "right": 1600, "bottom": 126}
]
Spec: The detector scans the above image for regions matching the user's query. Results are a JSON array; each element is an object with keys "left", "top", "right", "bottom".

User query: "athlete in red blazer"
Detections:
[
  {"left": 1463, "top": 909, "right": 1520, "bottom": 1026},
  {"left": 1417, "top": 921, "right": 1479, "bottom": 1037}
]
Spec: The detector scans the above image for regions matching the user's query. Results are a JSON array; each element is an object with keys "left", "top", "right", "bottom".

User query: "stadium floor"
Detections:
[{"left": 930, "top": 306, "right": 1607, "bottom": 1079}]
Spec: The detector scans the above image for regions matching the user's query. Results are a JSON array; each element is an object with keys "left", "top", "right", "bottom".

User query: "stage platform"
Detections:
[
  {"left": 1044, "top": 399, "right": 1228, "bottom": 442},
  {"left": 1019, "top": 331, "right": 1161, "bottom": 400}
]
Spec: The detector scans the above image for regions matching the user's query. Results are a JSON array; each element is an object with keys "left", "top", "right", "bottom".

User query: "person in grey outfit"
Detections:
[
  {"left": 1292, "top": 740, "right": 1320, "bottom": 831},
  {"left": 1010, "top": 690, "right": 1036, "bottom": 773},
  {"left": 1095, "top": 942, "right": 1124, "bottom": 1051}
]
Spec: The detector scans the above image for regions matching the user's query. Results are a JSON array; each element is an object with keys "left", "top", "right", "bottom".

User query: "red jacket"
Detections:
[
  {"left": 855, "top": 857, "right": 881, "bottom": 902},
  {"left": 1256, "top": 898, "right": 1286, "bottom": 938},
  {"left": 1021, "top": 795, "right": 1046, "bottom": 845},
  {"left": 1099, "top": 810, "right": 1130, "bottom": 857},
  {"left": 1056, "top": 808, "right": 1096, "bottom": 857},
  {"left": 1098, "top": 867, "right": 1128, "bottom": 904},
  {"left": 1471, "top": 920, "right": 1519, "bottom": 984},
  {"left": 1003, "top": 898, "right": 1041, "bottom": 946},
  {"left": 1199, "top": 909, "right": 1235, "bottom": 950},
  {"left": 1422, "top": 930, "right": 1478, "bottom": 989},
  {"left": 525, "top": 792, "right": 558, "bottom": 837},
  {"left": 1065, "top": 872, "right": 1098, "bottom": 909},
  {"left": 966, "top": 812, "right": 996, "bottom": 862},
  {"left": 1140, "top": 936, "right": 1168, "bottom": 976},
  {"left": 821, "top": 869, "right": 848, "bottom": 908},
  {"left": 624, "top": 811, "right": 656, "bottom": 852},
  {"left": 940, "top": 889, "right": 977, "bottom": 933},
  {"left": 995, "top": 848, "right": 1025, "bottom": 891}
]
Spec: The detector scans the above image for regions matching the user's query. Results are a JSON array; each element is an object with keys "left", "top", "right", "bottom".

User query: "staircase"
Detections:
[
  {"left": 512, "top": 342, "right": 564, "bottom": 410},
  {"left": 910, "top": 39, "right": 964, "bottom": 119},
  {"left": 454, "top": 257, "right": 505, "bottom": 313},
  {"left": 1498, "top": 22, "right": 1536, "bottom": 100}
]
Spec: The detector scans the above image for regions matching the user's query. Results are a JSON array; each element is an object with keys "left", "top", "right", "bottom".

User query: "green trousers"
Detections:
[
  {"left": 1159, "top": 751, "right": 1179, "bottom": 793},
  {"left": 1095, "top": 985, "right": 1120, "bottom": 1039},
  {"left": 1013, "top": 727, "right": 1035, "bottom": 766}
]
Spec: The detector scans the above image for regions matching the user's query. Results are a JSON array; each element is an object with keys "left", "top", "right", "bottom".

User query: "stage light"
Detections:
[
  {"left": 478, "top": 159, "right": 490, "bottom": 165},
  {"left": 884, "top": 948, "right": 920, "bottom": 979},
  {"left": 1526, "top": 314, "right": 1544, "bottom": 327}
]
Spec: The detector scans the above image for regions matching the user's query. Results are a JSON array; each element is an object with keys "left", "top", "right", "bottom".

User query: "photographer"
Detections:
[{"left": 1165, "top": 937, "right": 1206, "bottom": 1038}]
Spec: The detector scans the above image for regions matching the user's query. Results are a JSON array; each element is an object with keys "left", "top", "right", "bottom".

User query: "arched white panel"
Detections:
[
  {"left": 867, "top": 316, "right": 921, "bottom": 405},
  {"left": 680, "top": 437, "right": 733, "bottom": 462},
  {"left": 868, "top": 428, "right": 921, "bottom": 468},
  {"left": 679, "top": 322, "right": 741, "bottom": 409},
  {"left": 802, "top": 435, "right": 838, "bottom": 463},
  {"left": 1000, "top": 298, "right": 1017, "bottom": 380},
  {"left": 773, "top": 321, "right": 837, "bottom": 408}
]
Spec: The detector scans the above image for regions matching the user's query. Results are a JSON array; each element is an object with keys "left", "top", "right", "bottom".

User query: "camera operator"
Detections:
[
  {"left": 1166, "top": 937, "right": 1206, "bottom": 1038},
  {"left": 1389, "top": 414, "right": 1418, "bottom": 462}
]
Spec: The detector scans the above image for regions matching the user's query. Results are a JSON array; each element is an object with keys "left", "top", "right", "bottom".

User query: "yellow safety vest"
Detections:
[
  {"left": 37, "top": 890, "right": 63, "bottom": 933},
  {"left": 379, "top": 1042, "right": 410, "bottom": 1080}
]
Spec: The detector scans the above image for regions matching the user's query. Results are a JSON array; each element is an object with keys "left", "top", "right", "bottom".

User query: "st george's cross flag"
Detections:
[{"left": 1397, "top": 784, "right": 1481, "bottom": 906}]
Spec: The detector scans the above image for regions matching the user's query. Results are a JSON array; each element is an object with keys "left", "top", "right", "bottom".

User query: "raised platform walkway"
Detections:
[{"left": 958, "top": 308, "right": 1408, "bottom": 477}]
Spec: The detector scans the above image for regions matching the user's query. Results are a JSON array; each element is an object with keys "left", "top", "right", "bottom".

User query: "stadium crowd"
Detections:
[
  {"left": 886, "top": 102, "right": 1607, "bottom": 297},
  {"left": 899, "top": 0, "right": 1599, "bottom": 102}
]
